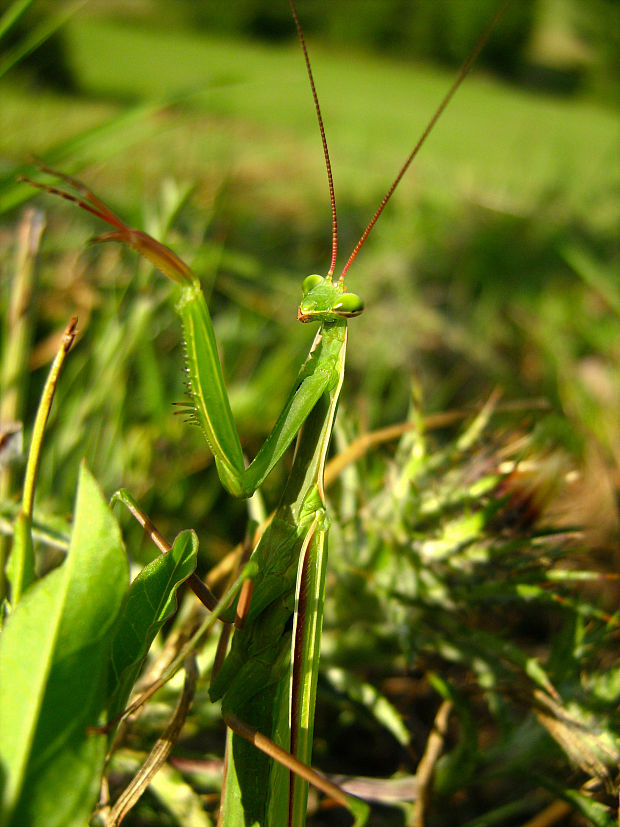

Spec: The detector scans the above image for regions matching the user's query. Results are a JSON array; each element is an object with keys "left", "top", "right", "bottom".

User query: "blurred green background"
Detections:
[
  {"left": 1, "top": 0, "right": 619, "bottom": 551},
  {"left": 2, "top": 2, "right": 620, "bottom": 824}
]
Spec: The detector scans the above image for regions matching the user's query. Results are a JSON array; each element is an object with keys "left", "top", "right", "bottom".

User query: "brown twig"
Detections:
[
  {"left": 413, "top": 699, "right": 452, "bottom": 827},
  {"left": 98, "top": 656, "right": 198, "bottom": 826}
]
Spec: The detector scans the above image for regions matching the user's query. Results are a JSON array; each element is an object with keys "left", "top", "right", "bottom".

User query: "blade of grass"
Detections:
[{"left": 7, "top": 318, "right": 77, "bottom": 605}]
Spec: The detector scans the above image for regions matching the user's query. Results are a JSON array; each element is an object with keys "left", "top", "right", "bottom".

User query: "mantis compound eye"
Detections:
[
  {"left": 301, "top": 274, "right": 324, "bottom": 295},
  {"left": 333, "top": 292, "right": 364, "bottom": 317}
]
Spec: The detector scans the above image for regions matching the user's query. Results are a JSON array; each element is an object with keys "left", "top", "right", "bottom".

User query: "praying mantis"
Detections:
[{"left": 24, "top": 2, "right": 509, "bottom": 824}]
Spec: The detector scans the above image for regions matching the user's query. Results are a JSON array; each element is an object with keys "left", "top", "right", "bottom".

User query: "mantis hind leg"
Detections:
[
  {"left": 221, "top": 710, "right": 369, "bottom": 826},
  {"left": 111, "top": 488, "right": 262, "bottom": 629},
  {"left": 218, "top": 519, "right": 369, "bottom": 826},
  {"left": 111, "top": 488, "right": 220, "bottom": 610}
]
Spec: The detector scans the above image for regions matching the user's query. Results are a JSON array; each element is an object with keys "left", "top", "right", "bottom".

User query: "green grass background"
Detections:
[
  {"left": 2, "top": 3, "right": 620, "bottom": 824},
  {"left": 1, "top": 0, "right": 618, "bottom": 541},
  {"left": 2, "top": 1, "right": 619, "bottom": 534}
]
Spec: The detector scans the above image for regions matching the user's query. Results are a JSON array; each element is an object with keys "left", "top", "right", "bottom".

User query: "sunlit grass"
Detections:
[
  {"left": 2, "top": 9, "right": 619, "bottom": 824},
  {"left": 2, "top": 14, "right": 617, "bottom": 234},
  {"left": 2, "top": 7, "right": 618, "bottom": 525}
]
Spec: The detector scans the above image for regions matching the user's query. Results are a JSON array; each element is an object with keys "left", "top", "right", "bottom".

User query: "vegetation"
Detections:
[{"left": 1, "top": 2, "right": 618, "bottom": 825}]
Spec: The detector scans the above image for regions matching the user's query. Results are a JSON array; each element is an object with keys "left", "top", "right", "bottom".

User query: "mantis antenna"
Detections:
[
  {"left": 288, "top": 0, "right": 339, "bottom": 279},
  {"left": 322, "top": 0, "right": 511, "bottom": 282},
  {"left": 289, "top": 0, "right": 511, "bottom": 282}
]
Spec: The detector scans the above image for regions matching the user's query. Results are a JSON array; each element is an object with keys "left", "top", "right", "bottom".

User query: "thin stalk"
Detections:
[
  {"left": 0, "top": 207, "right": 45, "bottom": 604},
  {"left": 9, "top": 318, "right": 77, "bottom": 605}
]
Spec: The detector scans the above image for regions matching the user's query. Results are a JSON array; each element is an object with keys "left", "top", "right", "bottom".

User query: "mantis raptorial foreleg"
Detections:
[
  {"left": 214, "top": 508, "right": 368, "bottom": 826},
  {"left": 23, "top": 164, "right": 362, "bottom": 504},
  {"left": 222, "top": 712, "right": 369, "bottom": 827}
]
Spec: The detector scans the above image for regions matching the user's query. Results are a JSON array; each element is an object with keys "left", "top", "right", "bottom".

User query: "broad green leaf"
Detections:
[
  {"left": 107, "top": 529, "right": 198, "bottom": 722},
  {"left": 0, "top": 463, "right": 128, "bottom": 827}
]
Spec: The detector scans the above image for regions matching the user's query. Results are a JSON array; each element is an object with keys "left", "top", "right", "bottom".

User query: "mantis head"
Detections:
[{"left": 297, "top": 274, "right": 364, "bottom": 324}]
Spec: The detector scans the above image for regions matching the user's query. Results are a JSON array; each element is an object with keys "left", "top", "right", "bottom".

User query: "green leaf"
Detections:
[
  {"left": 561, "top": 789, "right": 616, "bottom": 827},
  {"left": 107, "top": 750, "right": 215, "bottom": 827},
  {"left": 326, "top": 666, "right": 410, "bottom": 746},
  {"left": 0, "top": 1, "right": 83, "bottom": 82},
  {"left": 533, "top": 775, "right": 617, "bottom": 827},
  {"left": 0, "top": 0, "right": 36, "bottom": 42},
  {"left": 0, "top": 499, "right": 70, "bottom": 553},
  {"left": 149, "top": 764, "right": 215, "bottom": 827},
  {"left": 0, "top": 463, "right": 128, "bottom": 827},
  {"left": 6, "top": 510, "right": 36, "bottom": 604},
  {"left": 107, "top": 529, "right": 198, "bottom": 722}
]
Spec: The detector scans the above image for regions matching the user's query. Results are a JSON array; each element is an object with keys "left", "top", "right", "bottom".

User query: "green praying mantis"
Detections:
[{"left": 25, "top": 2, "right": 508, "bottom": 824}]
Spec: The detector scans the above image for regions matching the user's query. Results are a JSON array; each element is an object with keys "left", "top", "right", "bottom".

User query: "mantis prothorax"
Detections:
[{"left": 23, "top": 1, "right": 508, "bottom": 824}]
